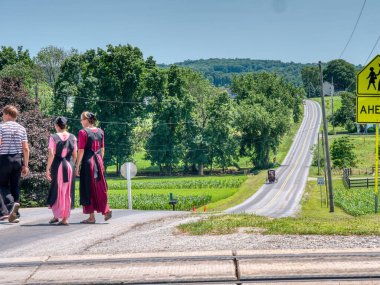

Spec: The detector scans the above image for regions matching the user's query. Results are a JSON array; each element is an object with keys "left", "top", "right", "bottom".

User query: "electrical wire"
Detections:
[
  {"left": 364, "top": 34, "right": 380, "bottom": 65},
  {"left": 339, "top": 0, "right": 367, "bottom": 59},
  {"left": 72, "top": 95, "right": 146, "bottom": 105}
]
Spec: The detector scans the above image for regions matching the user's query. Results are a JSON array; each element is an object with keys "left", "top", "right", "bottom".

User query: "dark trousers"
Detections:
[
  {"left": 0, "top": 154, "right": 22, "bottom": 215},
  {"left": 0, "top": 192, "right": 8, "bottom": 216}
]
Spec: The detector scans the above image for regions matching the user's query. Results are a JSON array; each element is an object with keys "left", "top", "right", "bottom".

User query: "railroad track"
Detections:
[{"left": 3, "top": 250, "right": 380, "bottom": 284}]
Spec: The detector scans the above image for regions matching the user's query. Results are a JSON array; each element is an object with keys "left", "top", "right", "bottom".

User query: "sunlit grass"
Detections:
[{"left": 178, "top": 180, "right": 380, "bottom": 235}]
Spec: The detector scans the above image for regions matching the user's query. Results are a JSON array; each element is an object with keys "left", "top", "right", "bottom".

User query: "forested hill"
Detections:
[{"left": 159, "top": 58, "right": 311, "bottom": 87}]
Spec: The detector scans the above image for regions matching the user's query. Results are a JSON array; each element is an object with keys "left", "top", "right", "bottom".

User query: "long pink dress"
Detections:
[{"left": 48, "top": 133, "right": 77, "bottom": 219}]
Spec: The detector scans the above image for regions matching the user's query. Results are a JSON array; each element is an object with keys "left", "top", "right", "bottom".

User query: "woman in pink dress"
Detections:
[
  {"left": 76, "top": 112, "right": 112, "bottom": 224},
  {"left": 46, "top": 117, "right": 77, "bottom": 225}
]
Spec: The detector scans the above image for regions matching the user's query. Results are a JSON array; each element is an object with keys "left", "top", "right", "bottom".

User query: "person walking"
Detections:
[
  {"left": 46, "top": 117, "right": 77, "bottom": 225},
  {"left": 76, "top": 112, "right": 112, "bottom": 224},
  {"left": 0, "top": 105, "right": 29, "bottom": 223}
]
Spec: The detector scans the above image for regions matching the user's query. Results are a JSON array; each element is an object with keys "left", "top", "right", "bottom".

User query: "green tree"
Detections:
[
  {"left": 301, "top": 65, "right": 319, "bottom": 97},
  {"left": 236, "top": 96, "right": 289, "bottom": 169},
  {"left": 331, "top": 136, "right": 357, "bottom": 169},
  {"left": 324, "top": 59, "right": 356, "bottom": 92},
  {"left": 181, "top": 68, "right": 238, "bottom": 175},
  {"left": 145, "top": 65, "right": 192, "bottom": 175},
  {"left": 232, "top": 72, "right": 298, "bottom": 168},
  {"left": 0, "top": 46, "right": 33, "bottom": 71},
  {"left": 205, "top": 90, "right": 239, "bottom": 173},
  {"left": 55, "top": 45, "right": 149, "bottom": 172},
  {"left": 35, "top": 45, "right": 75, "bottom": 87},
  {"left": 332, "top": 91, "right": 356, "bottom": 132},
  {"left": 95, "top": 45, "right": 146, "bottom": 172},
  {"left": 181, "top": 69, "right": 211, "bottom": 175}
]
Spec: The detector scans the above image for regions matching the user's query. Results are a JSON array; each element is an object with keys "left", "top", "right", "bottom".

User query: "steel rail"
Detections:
[{"left": 4, "top": 251, "right": 380, "bottom": 268}]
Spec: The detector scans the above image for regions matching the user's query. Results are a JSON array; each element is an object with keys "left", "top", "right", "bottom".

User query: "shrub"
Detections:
[{"left": 0, "top": 78, "right": 51, "bottom": 206}]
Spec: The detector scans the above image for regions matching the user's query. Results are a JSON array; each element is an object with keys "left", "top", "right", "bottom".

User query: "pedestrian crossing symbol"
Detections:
[{"left": 357, "top": 55, "right": 380, "bottom": 95}]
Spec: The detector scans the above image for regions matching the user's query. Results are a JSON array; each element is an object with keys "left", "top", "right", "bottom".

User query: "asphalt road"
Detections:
[
  {"left": 0, "top": 208, "right": 189, "bottom": 258},
  {"left": 226, "top": 100, "right": 322, "bottom": 217}
]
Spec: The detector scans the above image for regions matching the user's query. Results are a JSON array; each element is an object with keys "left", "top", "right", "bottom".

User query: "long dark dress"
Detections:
[
  {"left": 47, "top": 133, "right": 75, "bottom": 218},
  {"left": 78, "top": 128, "right": 110, "bottom": 215}
]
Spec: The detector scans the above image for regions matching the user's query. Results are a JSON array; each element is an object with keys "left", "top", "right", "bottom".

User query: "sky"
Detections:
[{"left": 1, "top": 0, "right": 379, "bottom": 66}]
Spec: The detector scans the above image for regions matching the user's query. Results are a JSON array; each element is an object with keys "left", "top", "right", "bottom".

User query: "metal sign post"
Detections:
[
  {"left": 356, "top": 54, "right": 380, "bottom": 213},
  {"left": 376, "top": 124, "right": 379, "bottom": 213},
  {"left": 127, "top": 163, "right": 132, "bottom": 210},
  {"left": 317, "top": 177, "right": 325, "bottom": 208},
  {"left": 120, "top": 162, "right": 137, "bottom": 210}
]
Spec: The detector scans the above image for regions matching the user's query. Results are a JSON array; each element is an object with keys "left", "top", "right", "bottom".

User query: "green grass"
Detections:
[
  {"left": 309, "top": 133, "right": 376, "bottom": 177},
  {"left": 311, "top": 96, "right": 341, "bottom": 115},
  {"left": 178, "top": 180, "right": 380, "bottom": 235},
  {"left": 132, "top": 151, "right": 160, "bottom": 172},
  {"left": 204, "top": 172, "right": 267, "bottom": 211},
  {"left": 108, "top": 188, "right": 238, "bottom": 203}
]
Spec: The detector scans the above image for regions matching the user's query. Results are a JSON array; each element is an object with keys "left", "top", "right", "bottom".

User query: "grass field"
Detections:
[
  {"left": 178, "top": 180, "right": 380, "bottom": 235},
  {"left": 74, "top": 175, "right": 246, "bottom": 210},
  {"left": 309, "top": 133, "right": 376, "bottom": 177}
]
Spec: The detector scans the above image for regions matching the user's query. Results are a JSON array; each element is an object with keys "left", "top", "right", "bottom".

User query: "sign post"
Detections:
[
  {"left": 376, "top": 125, "right": 379, "bottom": 213},
  {"left": 356, "top": 55, "right": 380, "bottom": 213},
  {"left": 317, "top": 177, "right": 325, "bottom": 208},
  {"left": 120, "top": 162, "right": 137, "bottom": 210}
]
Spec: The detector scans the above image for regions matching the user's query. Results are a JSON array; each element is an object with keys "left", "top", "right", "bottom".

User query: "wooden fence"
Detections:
[{"left": 343, "top": 168, "right": 379, "bottom": 188}]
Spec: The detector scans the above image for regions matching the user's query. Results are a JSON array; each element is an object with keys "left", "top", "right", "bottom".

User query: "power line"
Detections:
[
  {"left": 339, "top": 0, "right": 367, "bottom": 59},
  {"left": 73, "top": 95, "right": 146, "bottom": 105},
  {"left": 57, "top": 115, "right": 198, "bottom": 127},
  {"left": 364, "top": 34, "right": 380, "bottom": 64}
]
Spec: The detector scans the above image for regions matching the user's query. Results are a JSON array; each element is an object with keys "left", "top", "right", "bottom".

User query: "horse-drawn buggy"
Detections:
[{"left": 266, "top": 169, "right": 278, "bottom": 183}]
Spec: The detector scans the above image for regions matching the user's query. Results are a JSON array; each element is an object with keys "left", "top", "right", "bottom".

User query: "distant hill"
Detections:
[{"left": 159, "top": 58, "right": 313, "bottom": 87}]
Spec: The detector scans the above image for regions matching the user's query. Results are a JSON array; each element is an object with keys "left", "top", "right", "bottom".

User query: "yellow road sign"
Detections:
[
  {"left": 357, "top": 55, "right": 380, "bottom": 95},
  {"left": 356, "top": 96, "right": 380, "bottom": 123}
]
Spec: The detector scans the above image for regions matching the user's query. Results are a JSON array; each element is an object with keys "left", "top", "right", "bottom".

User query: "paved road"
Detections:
[
  {"left": 0, "top": 208, "right": 189, "bottom": 258},
  {"left": 226, "top": 100, "right": 322, "bottom": 217}
]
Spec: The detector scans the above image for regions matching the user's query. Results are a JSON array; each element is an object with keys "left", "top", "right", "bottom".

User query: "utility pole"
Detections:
[
  {"left": 317, "top": 131, "right": 320, "bottom": 176},
  {"left": 319, "top": 61, "right": 334, "bottom": 212},
  {"left": 331, "top": 77, "right": 335, "bottom": 134}
]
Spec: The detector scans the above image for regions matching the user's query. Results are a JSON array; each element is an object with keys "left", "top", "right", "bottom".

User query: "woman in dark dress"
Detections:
[
  {"left": 76, "top": 112, "right": 112, "bottom": 224},
  {"left": 46, "top": 117, "right": 77, "bottom": 225}
]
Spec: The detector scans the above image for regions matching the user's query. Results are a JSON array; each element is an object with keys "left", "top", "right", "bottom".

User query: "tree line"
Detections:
[{"left": 1, "top": 45, "right": 307, "bottom": 175}]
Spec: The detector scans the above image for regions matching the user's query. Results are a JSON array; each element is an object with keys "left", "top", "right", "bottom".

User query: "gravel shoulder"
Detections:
[
  {"left": 86, "top": 214, "right": 380, "bottom": 255},
  {"left": 2, "top": 208, "right": 380, "bottom": 258}
]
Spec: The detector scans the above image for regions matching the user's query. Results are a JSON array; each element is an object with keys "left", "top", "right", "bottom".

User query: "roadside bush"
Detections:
[
  {"left": 0, "top": 78, "right": 50, "bottom": 206},
  {"left": 367, "top": 127, "right": 375, "bottom": 133}
]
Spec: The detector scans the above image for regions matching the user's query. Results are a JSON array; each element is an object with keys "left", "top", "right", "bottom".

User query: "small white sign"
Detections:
[
  {"left": 120, "top": 162, "right": 138, "bottom": 210},
  {"left": 317, "top": 177, "right": 325, "bottom": 185},
  {"left": 120, "top": 162, "right": 137, "bottom": 179}
]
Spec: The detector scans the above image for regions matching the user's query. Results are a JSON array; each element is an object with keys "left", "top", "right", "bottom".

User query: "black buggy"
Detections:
[{"left": 266, "top": 169, "right": 278, "bottom": 183}]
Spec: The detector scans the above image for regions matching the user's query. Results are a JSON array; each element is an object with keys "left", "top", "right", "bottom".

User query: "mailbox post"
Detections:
[{"left": 169, "top": 193, "right": 178, "bottom": 211}]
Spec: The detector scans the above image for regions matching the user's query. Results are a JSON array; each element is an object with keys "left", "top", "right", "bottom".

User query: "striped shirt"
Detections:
[{"left": 0, "top": 121, "right": 28, "bottom": 155}]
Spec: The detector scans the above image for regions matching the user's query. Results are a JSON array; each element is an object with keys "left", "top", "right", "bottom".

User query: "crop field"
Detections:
[
  {"left": 74, "top": 175, "right": 247, "bottom": 211},
  {"left": 334, "top": 180, "right": 378, "bottom": 216}
]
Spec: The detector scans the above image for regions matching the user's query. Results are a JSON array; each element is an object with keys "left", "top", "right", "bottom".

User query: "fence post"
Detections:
[{"left": 367, "top": 178, "right": 369, "bottom": 188}]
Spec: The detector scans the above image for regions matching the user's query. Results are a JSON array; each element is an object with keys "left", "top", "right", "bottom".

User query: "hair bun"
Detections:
[{"left": 55, "top": 116, "right": 68, "bottom": 128}]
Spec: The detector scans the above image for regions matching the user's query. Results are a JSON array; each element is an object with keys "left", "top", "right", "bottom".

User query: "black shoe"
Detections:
[{"left": 8, "top": 203, "right": 20, "bottom": 223}]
